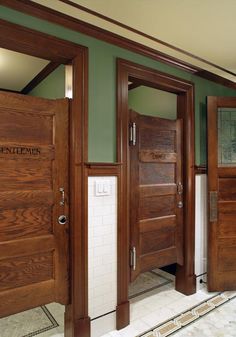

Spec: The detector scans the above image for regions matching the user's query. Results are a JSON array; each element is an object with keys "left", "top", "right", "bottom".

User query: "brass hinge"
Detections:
[
  {"left": 129, "top": 122, "right": 136, "bottom": 146},
  {"left": 210, "top": 191, "right": 218, "bottom": 222},
  {"left": 130, "top": 247, "right": 136, "bottom": 270}
]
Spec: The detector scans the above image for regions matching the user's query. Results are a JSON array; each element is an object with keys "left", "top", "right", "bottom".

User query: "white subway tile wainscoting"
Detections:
[{"left": 88, "top": 176, "right": 118, "bottom": 337}]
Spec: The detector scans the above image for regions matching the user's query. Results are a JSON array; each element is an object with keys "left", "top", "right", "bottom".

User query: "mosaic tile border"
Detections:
[
  {"left": 22, "top": 306, "right": 59, "bottom": 337},
  {"left": 138, "top": 291, "right": 236, "bottom": 337},
  {"left": 129, "top": 270, "right": 173, "bottom": 300}
]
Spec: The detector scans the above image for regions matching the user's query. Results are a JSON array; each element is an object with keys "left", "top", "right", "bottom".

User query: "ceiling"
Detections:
[
  {"left": 0, "top": 48, "right": 49, "bottom": 91},
  {"left": 1, "top": 0, "right": 236, "bottom": 90},
  {"left": 32, "top": 0, "right": 236, "bottom": 83}
]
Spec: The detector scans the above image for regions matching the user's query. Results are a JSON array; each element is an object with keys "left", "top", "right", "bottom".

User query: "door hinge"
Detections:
[
  {"left": 130, "top": 246, "right": 136, "bottom": 270},
  {"left": 129, "top": 122, "right": 136, "bottom": 146},
  {"left": 210, "top": 191, "right": 218, "bottom": 222}
]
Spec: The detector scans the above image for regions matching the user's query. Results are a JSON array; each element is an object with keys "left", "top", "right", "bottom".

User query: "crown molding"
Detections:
[{"left": 1, "top": 0, "right": 236, "bottom": 90}]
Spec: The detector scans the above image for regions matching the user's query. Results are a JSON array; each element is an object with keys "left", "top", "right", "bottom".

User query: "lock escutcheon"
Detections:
[{"left": 58, "top": 215, "right": 67, "bottom": 225}]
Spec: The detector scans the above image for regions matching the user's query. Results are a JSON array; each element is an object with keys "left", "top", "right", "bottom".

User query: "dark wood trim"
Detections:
[
  {"left": 195, "top": 165, "right": 207, "bottom": 174},
  {"left": 85, "top": 162, "right": 122, "bottom": 167},
  {"left": 128, "top": 82, "right": 141, "bottom": 91},
  {"left": 0, "top": 18, "right": 90, "bottom": 337},
  {"left": 116, "top": 301, "right": 129, "bottom": 330},
  {"left": 117, "top": 59, "right": 196, "bottom": 329},
  {"left": 0, "top": 18, "right": 83, "bottom": 62},
  {"left": 196, "top": 70, "right": 236, "bottom": 90},
  {"left": 2, "top": 0, "right": 236, "bottom": 89},
  {"left": 65, "top": 51, "right": 90, "bottom": 337},
  {"left": 0, "top": 88, "right": 20, "bottom": 93},
  {"left": 85, "top": 163, "right": 121, "bottom": 176},
  {"left": 21, "top": 61, "right": 61, "bottom": 94}
]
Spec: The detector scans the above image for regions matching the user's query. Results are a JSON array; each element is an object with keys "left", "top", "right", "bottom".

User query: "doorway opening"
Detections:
[
  {"left": 128, "top": 84, "right": 178, "bottom": 302},
  {"left": 0, "top": 20, "right": 88, "bottom": 337},
  {"left": 0, "top": 47, "right": 71, "bottom": 336},
  {"left": 116, "top": 59, "right": 196, "bottom": 329}
]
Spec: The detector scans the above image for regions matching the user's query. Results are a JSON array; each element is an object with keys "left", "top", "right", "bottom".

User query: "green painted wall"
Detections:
[
  {"left": 129, "top": 86, "right": 177, "bottom": 119},
  {"left": 29, "top": 65, "right": 65, "bottom": 99},
  {"left": 1, "top": 6, "right": 236, "bottom": 164}
]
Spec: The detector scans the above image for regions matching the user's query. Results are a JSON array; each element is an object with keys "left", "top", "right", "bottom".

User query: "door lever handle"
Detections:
[
  {"left": 177, "top": 182, "right": 183, "bottom": 195},
  {"left": 59, "top": 187, "right": 65, "bottom": 206}
]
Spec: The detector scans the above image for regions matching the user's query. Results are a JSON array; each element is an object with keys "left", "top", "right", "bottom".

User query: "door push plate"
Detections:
[{"left": 210, "top": 191, "right": 218, "bottom": 222}]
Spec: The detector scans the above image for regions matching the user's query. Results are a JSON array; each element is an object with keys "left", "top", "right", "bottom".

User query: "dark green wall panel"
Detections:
[{"left": 1, "top": 5, "right": 236, "bottom": 163}]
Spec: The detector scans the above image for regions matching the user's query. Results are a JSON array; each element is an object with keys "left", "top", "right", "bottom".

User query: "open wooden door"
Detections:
[
  {"left": 129, "top": 109, "right": 183, "bottom": 281},
  {"left": 207, "top": 96, "right": 236, "bottom": 291},
  {"left": 0, "top": 92, "right": 69, "bottom": 317}
]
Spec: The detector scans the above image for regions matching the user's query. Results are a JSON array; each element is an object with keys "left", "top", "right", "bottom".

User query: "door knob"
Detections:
[
  {"left": 177, "top": 201, "right": 183, "bottom": 208},
  {"left": 58, "top": 215, "right": 67, "bottom": 225}
]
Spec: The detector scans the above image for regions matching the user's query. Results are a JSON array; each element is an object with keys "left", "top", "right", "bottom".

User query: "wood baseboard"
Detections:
[
  {"left": 116, "top": 301, "right": 130, "bottom": 330},
  {"left": 65, "top": 311, "right": 91, "bottom": 337}
]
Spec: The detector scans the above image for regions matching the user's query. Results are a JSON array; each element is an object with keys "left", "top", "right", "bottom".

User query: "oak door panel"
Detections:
[
  {"left": 139, "top": 195, "right": 175, "bottom": 219},
  {"left": 207, "top": 96, "right": 236, "bottom": 291},
  {"left": 0, "top": 206, "right": 52, "bottom": 241},
  {"left": 129, "top": 110, "right": 183, "bottom": 281},
  {"left": 0, "top": 110, "right": 52, "bottom": 144},
  {"left": 140, "top": 163, "right": 175, "bottom": 184},
  {"left": 0, "top": 159, "right": 52, "bottom": 190},
  {"left": 0, "top": 91, "right": 69, "bottom": 317},
  {"left": 0, "top": 252, "right": 53, "bottom": 291}
]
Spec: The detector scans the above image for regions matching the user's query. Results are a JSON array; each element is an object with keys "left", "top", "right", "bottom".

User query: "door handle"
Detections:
[
  {"left": 59, "top": 187, "right": 65, "bottom": 206},
  {"left": 177, "top": 201, "right": 183, "bottom": 208},
  {"left": 177, "top": 182, "right": 183, "bottom": 195}
]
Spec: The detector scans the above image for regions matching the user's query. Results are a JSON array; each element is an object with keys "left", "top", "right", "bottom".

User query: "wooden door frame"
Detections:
[
  {"left": 0, "top": 19, "right": 89, "bottom": 337},
  {"left": 116, "top": 59, "right": 196, "bottom": 329}
]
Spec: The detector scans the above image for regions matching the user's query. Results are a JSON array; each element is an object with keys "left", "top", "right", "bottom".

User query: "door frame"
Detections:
[
  {"left": 0, "top": 19, "right": 89, "bottom": 337},
  {"left": 116, "top": 59, "right": 196, "bottom": 329}
]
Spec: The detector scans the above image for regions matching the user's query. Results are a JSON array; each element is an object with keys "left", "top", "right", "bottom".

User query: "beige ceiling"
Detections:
[
  {"left": 0, "top": 48, "right": 49, "bottom": 91},
  {"left": 33, "top": 0, "right": 236, "bottom": 82}
]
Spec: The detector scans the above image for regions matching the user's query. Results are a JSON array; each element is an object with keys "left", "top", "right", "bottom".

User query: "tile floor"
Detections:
[{"left": 1, "top": 270, "right": 236, "bottom": 337}]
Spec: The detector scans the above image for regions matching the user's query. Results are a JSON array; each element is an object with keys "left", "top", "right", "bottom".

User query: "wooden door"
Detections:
[
  {"left": 207, "top": 96, "right": 236, "bottom": 291},
  {"left": 129, "top": 109, "right": 183, "bottom": 281},
  {"left": 0, "top": 92, "right": 69, "bottom": 317}
]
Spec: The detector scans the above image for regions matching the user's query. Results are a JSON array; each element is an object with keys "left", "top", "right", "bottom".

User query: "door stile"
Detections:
[{"left": 54, "top": 99, "right": 69, "bottom": 304}]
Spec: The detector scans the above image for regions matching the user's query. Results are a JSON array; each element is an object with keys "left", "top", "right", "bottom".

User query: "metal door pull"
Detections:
[
  {"left": 177, "top": 182, "right": 183, "bottom": 195},
  {"left": 130, "top": 247, "right": 136, "bottom": 270},
  {"left": 59, "top": 187, "right": 65, "bottom": 206}
]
